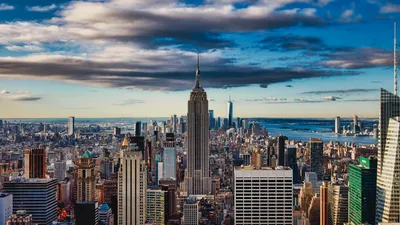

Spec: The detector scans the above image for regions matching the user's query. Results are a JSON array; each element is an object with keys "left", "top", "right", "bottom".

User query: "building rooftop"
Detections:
[
  {"left": 6, "top": 178, "right": 57, "bottom": 184},
  {"left": 234, "top": 165, "right": 292, "bottom": 171},
  {"left": 0, "top": 193, "right": 11, "bottom": 198},
  {"left": 310, "top": 138, "right": 323, "bottom": 142}
]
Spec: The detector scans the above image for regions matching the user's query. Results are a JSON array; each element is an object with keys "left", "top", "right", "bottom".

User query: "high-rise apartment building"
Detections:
[
  {"left": 68, "top": 116, "right": 75, "bottom": 136},
  {"left": 0, "top": 193, "right": 12, "bottom": 225},
  {"left": 335, "top": 117, "right": 341, "bottom": 134},
  {"left": 3, "top": 178, "right": 57, "bottom": 225},
  {"left": 75, "top": 202, "right": 99, "bottom": 225},
  {"left": 310, "top": 138, "right": 324, "bottom": 179},
  {"left": 184, "top": 55, "right": 211, "bottom": 195},
  {"left": 76, "top": 151, "right": 96, "bottom": 202},
  {"left": 234, "top": 166, "right": 293, "bottom": 225},
  {"left": 327, "top": 182, "right": 348, "bottom": 225},
  {"left": 24, "top": 148, "right": 46, "bottom": 179},
  {"left": 227, "top": 96, "right": 233, "bottom": 128},
  {"left": 118, "top": 149, "right": 147, "bottom": 225},
  {"left": 349, "top": 156, "right": 377, "bottom": 225},
  {"left": 146, "top": 189, "right": 168, "bottom": 225},
  {"left": 163, "top": 133, "right": 176, "bottom": 180}
]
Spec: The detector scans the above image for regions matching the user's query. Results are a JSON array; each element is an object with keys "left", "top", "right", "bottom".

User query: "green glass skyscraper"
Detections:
[{"left": 348, "top": 157, "right": 377, "bottom": 225}]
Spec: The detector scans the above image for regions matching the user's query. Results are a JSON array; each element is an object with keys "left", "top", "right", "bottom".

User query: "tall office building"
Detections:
[
  {"left": 24, "top": 148, "right": 46, "bottom": 179},
  {"left": 305, "top": 172, "right": 318, "bottom": 190},
  {"left": 310, "top": 138, "right": 324, "bottom": 179},
  {"left": 0, "top": 193, "right": 12, "bottom": 225},
  {"left": 353, "top": 114, "right": 359, "bottom": 132},
  {"left": 3, "top": 178, "right": 57, "bottom": 225},
  {"left": 242, "top": 118, "right": 249, "bottom": 129},
  {"left": 75, "top": 202, "right": 99, "bottom": 225},
  {"left": 113, "top": 127, "right": 121, "bottom": 136},
  {"left": 285, "top": 145, "right": 299, "bottom": 183},
  {"left": 118, "top": 149, "right": 147, "bottom": 225},
  {"left": 349, "top": 156, "right": 377, "bottom": 225},
  {"left": 163, "top": 133, "right": 176, "bottom": 180},
  {"left": 184, "top": 55, "right": 211, "bottom": 195},
  {"left": 335, "top": 117, "right": 341, "bottom": 134},
  {"left": 308, "top": 194, "right": 320, "bottom": 225},
  {"left": 146, "top": 189, "right": 168, "bottom": 225},
  {"left": 208, "top": 110, "right": 215, "bottom": 130},
  {"left": 327, "top": 182, "right": 348, "bottom": 225},
  {"left": 172, "top": 115, "right": 177, "bottom": 133},
  {"left": 234, "top": 166, "right": 293, "bottom": 225},
  {"left": 376, "top": 117, "right": 400, "bottom": 223},
  {"left": 6, "top": 210, "right": 32, "bottom": 225},
  {"left": 227, "top": 96, "right": 233, "bottom": 128},
  {"left": 68, "top": 116, "right": 75, "bottom": 136},
  {"left": 135, "top": 121, "right": 142, "bottom": 136},
  {"left": 54, "top": 160, "right": 66, "bottom": 181},
  {"left": 277, "top": 135, "right": 286, "bottom": 166},
  {"left": 320, "top": 181, "right": 328, "bottom": 225},
  {"left": 76, "top": 151, "right": 96, "bottom": 202},
  {"left": 183, "top": 196, "right": 201, "bottom": 225}
]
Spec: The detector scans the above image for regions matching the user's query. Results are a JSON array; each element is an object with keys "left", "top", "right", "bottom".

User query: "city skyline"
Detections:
[{"left": 0, "top": 0, "right": 399, "bottom": 118}]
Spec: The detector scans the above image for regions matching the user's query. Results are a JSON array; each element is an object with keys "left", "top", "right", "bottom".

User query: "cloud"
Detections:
[
  {"left": 286, "top": 85, "right": 293, "bottom": 87},
  {"left": 380, "top": 3, "right": 400, "bottom": 13},
  {"left": 12, "top": 96, "right": 42, "bottom": 101},
  {"left": 113, "top": 99, "right": 145, "bottom": 106},
  {"left": 0, "top": 0, "right": 325, "bottom": 49},
  {"left": 0, "top": 90, "right": 10, "bottom": 94},
  {"left": 323, "top": 95, "right": 341, "bottom": 101},
  {"left": 260, "top": 35, "right": 325, "bottom": 52},
  {"left": 340, "top": 9, "right": 353, "bottom": 20},
  {"left": 26, "top": 4, "right": 57, "bottom": 12},
  {"left": 6, "top": 44, "right": 43, "bottom": 52},
  {"left": 0, "top": 3, "right": 14, "bottom": 11},
  {"left": 15, "top": 90, "right": 30, "bottom": 94},
  {"left": 0, "top": 47, "right": 361, "bottom": 91},
  {"left": 301, "top": 88, "right": 378, "bottom": 94},
  {"left": 343, "top": 98, "right": 379, "bottom": 102}
]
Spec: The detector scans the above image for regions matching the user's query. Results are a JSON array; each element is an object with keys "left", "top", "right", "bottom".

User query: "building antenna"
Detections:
[{"left": 395, "top": 22, "right": 398, "bottom": 95}]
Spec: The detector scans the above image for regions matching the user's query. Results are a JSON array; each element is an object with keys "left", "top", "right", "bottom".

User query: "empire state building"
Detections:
[{"left": 184, "top": 55, "right": 211, "bottom": 195}]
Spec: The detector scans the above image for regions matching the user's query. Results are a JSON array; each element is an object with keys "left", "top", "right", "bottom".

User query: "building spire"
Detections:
[
  {"left": 194, "top": 53, "right": 202, "bottom": 89},
  {"left": 395, "top": 22, "right": 398, "bottom": 96}
]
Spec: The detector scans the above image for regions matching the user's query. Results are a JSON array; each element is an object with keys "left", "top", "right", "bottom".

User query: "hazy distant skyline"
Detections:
[{"left": 0, "top": 0, "right": 399, "bottom": 118}]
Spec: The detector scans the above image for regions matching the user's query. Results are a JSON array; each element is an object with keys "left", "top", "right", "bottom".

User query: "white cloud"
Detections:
[
  {"left": 0, "top": 3, "right": 14, "bottom": 11},
  {"left": 0, "top": 90, "right": 10, "bottom": 94},
  {"left": 26, "top": 4, "right": 57, "bottom": 12},
  {"left": 323, "top": 96, "right": 341, "bottom": 101},
  {"left": 380, "top": 3, "right": 400, "bottom": 13},
  {"left": 6, "top": 44, "right": 43, "bottom": 52}
]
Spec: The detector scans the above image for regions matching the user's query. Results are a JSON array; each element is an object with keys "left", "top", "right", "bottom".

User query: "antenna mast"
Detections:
[{"left": 395, "top": 22, "right": 398, "bottom": 95}]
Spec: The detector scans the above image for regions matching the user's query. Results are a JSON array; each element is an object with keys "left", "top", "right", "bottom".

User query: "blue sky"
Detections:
[{"left": 0, "top": 0, "right": 399, "bottom": 118}]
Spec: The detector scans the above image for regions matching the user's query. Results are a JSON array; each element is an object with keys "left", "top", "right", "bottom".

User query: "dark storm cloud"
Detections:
[
  {"left": 301, "top": 88, "right": 379, "bottom": 94},
  {"left": 0, "top": 56, "right": 360, "bottom": 91}
]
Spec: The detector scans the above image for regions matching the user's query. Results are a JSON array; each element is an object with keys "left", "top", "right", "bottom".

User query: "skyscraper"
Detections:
[
  {"left": 118, "top": 149, "right": 147, "bottom": 225},
  {"left": 310, "top": 138, "right": 324, "bottom": 179},
  {"left": 353, "top": 114, "right": 359, "bottom": 132},
  {"left": 163, "top": 133, "right": 176, "bottom": 180},
  {"left": 376, "top": 117, "right": 400, "bottom": 223},
  {"left": 234, "top": 166, "right": 293, "bottom": 225},
  {"left": 277, "top": 135, "right": 286, "bottom": 166},
  {"left": 183, "top": 196, "right": 201, "bottom": 225},
  {"left": 135, "top": 121, "right": 142, "bottom": 136},
  {"left": 285, "top": 145, "right": 299, "bottom": 183},
  {"left": 75, "top": 202, "right": 99, "bottom": 225},
  {"left": 146, "top": 189, "right": 168, "bottom": 225},
  {"left": 376, "top": 89, "right": 400, "bottom": 223},
  {"left": 0, "top": 193, "right": 12, "bottom": 225},
  {"left": 99, "top": 203, "right": 114, "bottom": 225},
  {"left": 184, "top": 55, "right": 211, "bottom": 195},
  {"left": 24, "top": 148, "right": 46, "bottom": 179},
  {"left": 3, "top": 178, "right": 57, "bottom": 225},
  {"left": 327, "top": 182, "right": 348, "bottom": 225},
  {"left": 320, "top": 182, "right": 328, "bottom": 225},
  {"left": 68, "top": 116, "right": 75, "bottom": 136},
  {"left": 208, "top": 110, "right": 215, "bottom": 130},
  {"left": 348, "top": 156, "right": 377, "bottom": 225},
  {"left": 335, "top": 116, "right": 341, "bottom": 134},
  {"left": 227, "top": 96, "right": 233, "bottom": 128},
  {"left": 76, "top": 151, "right": 96, "bottom": 202}
]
